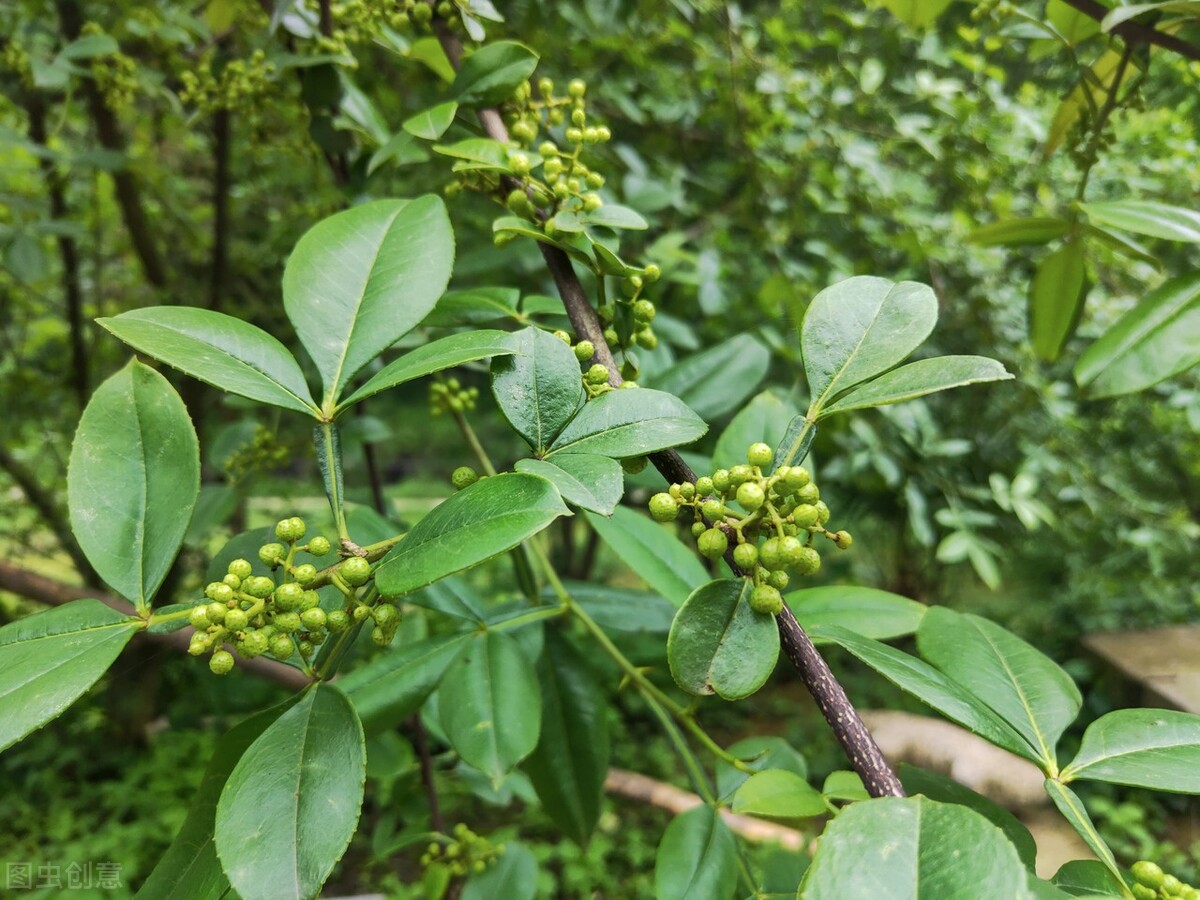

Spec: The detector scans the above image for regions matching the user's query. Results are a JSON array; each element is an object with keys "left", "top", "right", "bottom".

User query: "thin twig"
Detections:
[{"left": 1056, "top": 0, "right": 1200, "bottom": 61}]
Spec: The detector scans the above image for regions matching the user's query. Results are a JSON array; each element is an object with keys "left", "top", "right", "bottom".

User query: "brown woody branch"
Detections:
[
  {"left": 434, "top": 27, "right": 904, "bottom": 799},
  {"left": 1057, "top": 0, "right": 1200, "bottom": 61}
]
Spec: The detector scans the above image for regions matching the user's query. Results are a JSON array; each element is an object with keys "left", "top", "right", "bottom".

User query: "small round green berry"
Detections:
[
  {"left": 711, "top": 469, "right": 731, "bottom": 492},
  {"left": 701, "top": 498, "right": 726, "bottom": 521},
  {"left": 759, "top": 537, "right": 785, "bottom": 571},
  {"left": 275, "top": 516, "right": 306, "bottom": 542},
  {"left": 697, "top": 528, "right": 728, "bottom": 560},
  {"left": 679, "top": 483, "right": 696, "bottom": 501},
  {"left": 258, "top": 542, "right": 286, "bottom": 566},
  {"left": 339, "top": 557, "right": 371, "bottom": 587},
  {"left": 621, "top": 456, "right": 648, "bottom": 474},
  {"left": 452, "top": 466, "right": 479, "bottom": 490},
  {"left": 374, "top": 604, "right": 400, "bottom": 628},
  {"left": 209, "top": 650, "right": 235, "bottom": 675},
  {"left": 269, "top": 635, "right": 294, "bottom": 659},
  {"left": 603, "top": 327, "right": 619, "bottom": 345},
  {"left": 244, "top": 576, "right": 275, "bottom": 599},
  {"left": 206, "top": 602, "right": 228, "bottom": 624},
  {"left": 1131, "top": 862, "right": 1165, "bottom": 889},
  {"left": 274, "top": 611, "right": 302, "bottom": 634},
  {"left": 567, "top": 78, "right": 586, "bottom": 98},
  {"left": 728, "top": 465, "right": 753, "bottom": 486},
  {"left": 300, "top": 607, "right": 327, "bottom": 631},
  {"left": 221, "top": 573, "right": 242, "bottom": 590},
  {"left": 299, "top": 590, "right": 320, "bottom": 612},
  {"left": 747, "top": 442, "right": 773, "bottom": 468},
  {"left": 537, "top": 139, "right": 557, "bottom": 155},
  {"left": 293, "top": 564, "right": 318, "bottom": 586},
  {"left": 635, "top": 329, "right": 658, "bottom": 350},
  {"left": 749, "top": 585, "right": 783, "bottom": 615},
  {"left": 815, "top": 501, "right": 831, "bottom": 525},
  {"left": 306, "top": 536, "right": 331, "bottom": 556},
  {"left": 205, "top": 582, "right": 234, "bottom": 604},
  {"left": 695, "top": 476, "right": 714, "bottom": 496},
  {"left": 736, "top": 482, "right": 766, "bottom": 511},
  {"left": 371, "top": 626, "right": 391, "bottom": 647},
  {"left": 778, "top": 536, "right": 805, "bottom": 567},
  {"left": 643, "top": 263, "right": 661, "bottom": 281},
  {"left": 565, "top": 126, "right": 584, "bottom": 144},
  {"left": 794, "top": 546, "right": 821, "bottom": 575},
  {"left": 224, "top": 608, "right": 249, "bottom": 632},
  {"left": 768, "top": 569, "right": 790, "bottom": 590},
  {"left": 1162, "top": 875, "right": 1183, "bottom": 896},
  {"left": 690, "top": 521, "right": 706, "bottom": 537},
  {"left": 274, "top": 582, "right": 304, "bottom": 611},
  {"left": 649, "top": 493, "right": 680, "bottom": 523},
  {"left": 189, "top": 606, "right": 211, "bottom": 630},
  {"left": 782, "top": 467, "right": 811, "bottom": 492},
  {"left": 796, "top": 483, "right": 820, "bottom": 505},
  {"left": 574, "top": 340, "right": 595, "bottom": 362},
  {"left": 298, "top": 640, "right": 314, "bottom": 656},
  {"left": 326, "top": 609, "right": 350, "bottom": 633},
  {"left": 188, "top": 632, "right": 211, "bottom": 656},
  {"left": 632, "top": 299, "right": 656, "bottom": 323},
  {"left": 240, "top": 630, "right": 269, "bottom": 658},
  {"left": 732, "top": 542, "right": 758, "bottom": 569},
  {"left": 1131, "top": 886, "right": 1157, "bottom": 900},
  {"left": 793, "top": 504, "right": 819, "bottom": 528},
  {"left": 585, "top": 363, "right": 610, "bottom": 385},
  {"left": 834, "top": 530, "right": 853, "bottom": 549},
  {"left": 227, "top": 558, "right": 253, "bottom": 580}
]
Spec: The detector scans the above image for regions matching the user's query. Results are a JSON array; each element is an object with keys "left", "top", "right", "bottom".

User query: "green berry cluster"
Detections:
[
  {"left": 0, "top": 41, "right": 34, "bottom": 89},
  {"left": 81, "top": 24, "right": 139, "bottom": 112},
  {"left": 420, "top": 823, "right": 505, "bottom": 878},
  {"left": 648, "top": 443, "right": 852, "bottom": 616},
  {"left": 429, "top": 377, "right": 480, "bottom": 416},
  {"left": 597, "top": 289, "right": 660, "bottom": 371},
  {"left": 179, "top": 49, "right": 276, "bottom": 117},
  {"left": 1130, "top": 861, "right": 1199, "bottom": 900},
  {"left": 221, "top": 424, "right": 291, "bottom": 485},
  {"left": 547, "top": 328, "right": 641, "bottom": 397}
]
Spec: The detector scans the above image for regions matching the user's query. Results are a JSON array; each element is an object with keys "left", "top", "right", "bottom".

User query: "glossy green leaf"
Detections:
[
  {"left": 366, "top": 132, "right": 430, "bottom": 175},
  {"left": 789, "top": 586, "right": 927, "bottom": 642},
  {"left": 452, "top": 41, "right": 539, "bottom": 106},
  {"left": 462, "top": 841, "right": 537, "bottom": 900},
  {"left": 563, "top": 581, "right": 677, "bottom": 634},
  {"left": 440, "top": 630, "right": 541, "bottom": 784},
  {"left": 711, "top": 391, "right": 796, "bottom": 470},
  {"left": 1080, "top": 200, "right": 1200, "bottom": 243},
  {"left": 0, "top": 600, "right": 141, "bottom": 753},
  {"left": 1047, "top": 0, "right": 1102, "bottom": 44},
  {"left": 547, "top": 388, "right": 708, "bottom": 458},
  {"left": 917, "top": 607, "right": 1081, "bottom": 767},
  {"left": 822, "top": 770, "right": 869, "bottom": 803},
  {"left": 1044, "top": 780, "right": 1125, "bottom": 887},
  {"left": 1074, "top": 271, "right": 1200, "bottom": 397},
  {"left": 137, "top": 699, "right": 297, "bottom": 900},
  {"left": 314, "top": 423, "right": 346, "bottom": 535},
  {"left": 1060, "top": 708, "right": 1200, "bottom": 792},
  {"left": 215, "top": 684, "right": 366, "bottom": 900},
  {"left": 715, "top": 735, "right": 808, "bottom": 801},
  {"left": 1082, "top": 223, "right": 1160, "bottom": 267},
  {"left": 880, "top": 0, "right": 956, "bottom": 28},
  {"left": 68, "top": 361, "right": 199, "bottom": 610},
  {"left": 968, "top": 217, "right": 1071, "bottom": 247},
  {"left": 803, "top": 277, "right": 938, "bottom": 414},
  {"left": 525, "top": 632, "right": 609, "bottom": 845},
  {"left": 898, "top": 763, "right": 1038, "bottom": 871},
  {"left": 650, "top": 334, "right": 770, "bottom": 420},
  {"left": 515, "top": 454, "right": 623, "bottom": 515},
  {"left": 375, "top": 473, "right": 569, "bottom": 598},
  {"left": 584, "top": 204, "right": 648, "bottom": 230},
  {"left": 340, "top": 330, "right": 516, "bottom": 409},
  {"left": 1051, "top": 860, "right": 1127, "bottom": 898},
  {"left": 424, "top": 286, "right": 520, "bottom": 326},
  {"left": 492, "top": 326, "right": 584, "bottom": 453},
  {"left": 731, "top": 769, "right": 825, "bottom": 820},
  {"left": 772, "top": 415, "right": 816, "bottom": 472},
  {"left": 98, "top": 308, "right": 319, "bottom": 415},
  {"left": 402, "top": 100, "right": 458, "bottom": 140},
  {"left": 821, "top": 355, "right": 1012, "bottom": 417},
  {"left": 1030, "top": 241, "right": 1088, "bottom": 362},
  {"left": 812, "top": 625, "right": 1039, "bottom": 762},
  {"left": 668, "top": 579, "right": 779, "bottom": 700},
  {"left": 799, "top": 796, "right": 1034, "bottom": 899},
  {"left": 1101, "top": 2, "right": 1200, "bottom": 30},
  {"left": 654, "top": 806, "right": 738, "bottom": 900},
  {"left": 282, "top": 197, "right": 454, "bottom": 404},
  {"left": 340, "top": 633, "right": 472, "bottom": 733},
  {"left": 584, "top": 507, "right": 707, "bottom": 606}
]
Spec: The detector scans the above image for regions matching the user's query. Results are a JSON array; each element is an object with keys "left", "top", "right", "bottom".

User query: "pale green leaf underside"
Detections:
[{"left": 819, "top": 356, "right": 1011, "bottom": 417}]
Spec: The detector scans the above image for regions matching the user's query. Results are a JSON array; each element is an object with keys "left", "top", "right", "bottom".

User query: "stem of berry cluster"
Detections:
[{"left": 434, "top": 24, "right": 904, "bottom": 799}]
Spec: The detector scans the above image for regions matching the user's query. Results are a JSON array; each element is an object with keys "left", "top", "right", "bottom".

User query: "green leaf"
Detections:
[
  {"left": 715, "top": 736, "right": 808, "bottom": 802},
  {"left": 452, "top": 41, "right": 539, "bottom": 106},
  {"left": 282, "top": 197, "right": 455, "bottom": 404},
  {"left": 654, "top": 806, "right": 738, "bottom": 900},
  {"left": 137, "top": 699, "right": 297, "bottom": 900},
  {"left": 339, "top": 633, "right": 472, "bottom": 733},
  {"left": 880, "top": 0, "right": 956, "bottom": 28},
  {"left": 1051, "top": 860, "right": 1127, "bottom": 897},
  {"left": 515, "top": 454, "right": 623, "bottom": 515},
  {"left": 366, "top": 132, "right": 430, "bottom": 176},
  {"left": 525, "top": 632, "right": 609, "bottom": 845},
  {"left": 1030, "top": 241, "right": 1088, "bottom": 362},
  {"left": 650, "top": 334, "right": 770, "bottom": 420},
  {"left": 440, "top": 630, "right": 541, "bottom": 784},
  {"left": 68, "top": 361, "right": 200, "bottom": 610},
  {"left": 667, "top": 579, "right": 779, "bottom": 700},
  {"left": 917, "top": 607, "right": 1081, "bottom": 768},
  {"left": 584, "top": 507, "right": 707, "bottom": 607},
  {"left": 802, "top": 277, "right": 938, "bottom": 414},
  {"left": 820, "top": 355, "right": 1012, "bottom": 417},
  {"left": 547, "top": 388, "right": 708, "bottom": 458},
  {"left": 564, "top": 581, "right": 677, "bottom": 634},
  {"left": 772, "top": 415, "right": 816, "bottom": 472},
  {"left": 731, "top": 769, "right": 825, "bottom": 820},
  {"left": 97, "top": 309, "right": 319, "bottom": 416},
  {"left": 789, "top": 586, "right": 927, "bottom": 642},
  {"left": 1044, "top": 780, "right": 1125, "bottom": 887},
  {"left": 1080, "top": 200, "right": 1200, "bottom": 242},
  {"left": 584, "top": 204, "right": 648, "bottom": 230},
  {"left": 492, "top": 326, "right": 585, "bottom": 453},
  {"left": 1074, "top": 271, "right": 1200, "bottom": 397},
  {"left": 1101, "top": 1, "right": 1200, "bottom": 30},
  {"left": 711, "top": 391, "right": 796, "bottom": 470},
  {"left": 812, "top": 625, "right": 1039, "bottom": 762},
  {"left": 58, "top": 33, "right": 119, "bottom": 59},
  {"left": 402, "top": 100, "right": 458, "bottom": 140},
  {"left": 1082, "top": 223, "right": 1160, "bottom": 267},
  {"left": 1047, "top": 0, "right": 1102, "bottom": 44},
  {"left": 0, "top": 600, "right": 141, "bottom": 753},
  {"left": 968, "top": 217, "right": 1071, "bottom": 246},
  {"left": 339, "top": 330, "right": 516, "bottom": 410},
  {"left": 406, "top": 36, "right": 455, "bottom": 82},
  {"left": 215, "top": 684, "right": 366, "bottom": 900},
  {"left": 462, "top": 841, "right": 537, "bottom": 900},
  {"left": 424, "top": 286, "right": 519, "bottom": 326},
  {"left": 799, "top": 796, "right": 1035, "bottom": 899},
  {"left": 898, "top": 763, "right": 1038, "bottom": 872},
  {"left": 375, "top": 473, "right": 569, "bottom": 598},
  {"left": 314, "top": 423, "right": 346, "bottom": 536},
  {"left": 1060, "top": 708, "right": 1200, "bottom": 792},
  {"left": 822, "top": 770, "right": 869, "bottom": 803},
  {"left": 432, "top": 137, "right": 512, "bottom": 169}
]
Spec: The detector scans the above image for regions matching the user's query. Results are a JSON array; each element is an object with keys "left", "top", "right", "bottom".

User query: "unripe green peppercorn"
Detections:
[
  {"left": 701, "top": 498, "right": 725, "bottom": 520},
  {"left": 779, "top": 536, "right": 805, "bottom": 567},
  {"left": 227, "top": 558, "right": 253, "bottom": 579},
  {"left": 649, "top": 493, "right": 680, "bottom": 522},
  {"left": 586, "top": 363, "right": 610, "bottom": 385},
  {"left": 695, "top": 476, "right": 714, "bottom": 496},
  {"left": 632, "top": 299, "right": 656, "bottom": 323},
  {"left": 574, "top": 340, "right": 595, "bottom": 361},
  {"left": 732, "top": 542, "right": 758, "bottom": 569},
  {"left": 224, "top": 608, "right": 248, "bottom": 631},
  {"left": 711, "top": 469, "right": 731, "bottom": 492},
  {"left": 189, "top": 606, "right": 211, "bottom": 630},
  {"left": 326, "top": 609, "right": 350, "bottom": 632},
  {"left": 697, "top": 528, "right": 728, "bottom": 560},
  {"left": 796, "top": 482, "right": 820, "bottom": 505},
  {"left": 749, "top": 585, "right": 783, "bottom": 615},
  {"left": 679, "top": 483, "right": 696, "bottom": 501},
  {"left": 782, "top": 467, "right": 811, "bottom": 492},
  {"left": 276, "top": 516, "right": 306, "bottom": 542},
  {"left": 371, "top": 626, "right": 390, "bottom": 647},
  {"left": 621, "top": 456, "right": 648, "bottom": 474},
  {"left": 374, "top": 604, "right": 400, "bottom": 628},
  {"left": 834, "top": 530, "right": 853, "bottom": 549},
  {"left": 747, "top": 442, "right": 773, "bottom": 468},
  {"left": 259, "top": 542, "right": 286, "bottom": 565},
  {"left": 188, "top": 632, "right": 211, "bottom": 656},
  {"left": 635, "top": 329, "right": 658, "bottom": 350},
  {"left": 206, "top": 582, "right": 234, "bottom": 604},
  {"left": 736, "top": 482, "right": 766, "bottom": 511},
  {"left": 643, "top": 263, "right": 661, "bottom": 281},
  {"left": 452, "top": 466, "right": 479, "bottom": 490},
  {"left": 1133, "top": 862, "right": 1164, "bottom": 888},
  {"left": 293, "top": 564, "right": 318, "bottom": 585},
  {"left": 815, "top": 501, "right": 831, "bottom": 525},
  {"left": 306, "top": 535, "right": 331, "bottom": 556},
  {"left": 340, "top": 556, "right": 371, "bottom": 587},
  {"left": 1162, "top": 875, "right": 1183, "bottom": 896},
  {"left": 206, "top": 602, "right": 228, "bottom": 624},
  {"left": 222, "top": 573, "right": 242, "bottom": 590},
  {"left": 209, "top": 650, "right": 234, "bottom": 675},
  {"left": 568, "top": 78, "right": 586, "bottom": 97},
  {"left": 244, "top": 576, "right": 275, "bottom": 599},
  {"left": 793, "top": 504, "right": 819, "bottom": 528},
  {"left": 794, "top": 546, "right": 821, "bottom": 575},
  {"left": 240, "top": 630, "right": 269, "bottom": 658},
  {"left": 728, "top": 465, "right": 753, "bottom": 486},
  {"left": 759, "top": 537, "right": 785, "bottom": 571},
  {"left": 352, "top": 605, "right": 372, "bottom": 623},
  {"left": 299, "top": 590, "right": 320, "bottom": 612},
  {"left": 300, "top": 607, "right": 327, "bottom": 631},
  {"left": 691, "top": 521, "right": 706, "bottom": 537},
  {"left": 269, "top": 635, "right": 294, "bottom": 659},
  {"left": 768, "top": 569, "right": 790, "bottom": 590},
  {"left": 274, "top": 611, "right": 302, "bottom": 634},
  {"left": 1131, "top": 886, "right": 1157, "bottom": 900},
  {"left": 274, "top": 582, "right": 304, "bottom": 611}
]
